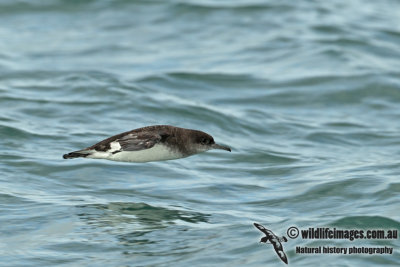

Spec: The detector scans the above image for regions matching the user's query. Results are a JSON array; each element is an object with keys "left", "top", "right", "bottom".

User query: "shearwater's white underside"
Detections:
[{"left": 86, "top": 142, "right": 184, "bottom": 162}]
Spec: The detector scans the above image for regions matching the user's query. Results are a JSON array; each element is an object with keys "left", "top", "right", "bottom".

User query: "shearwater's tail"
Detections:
[{"left": 63, "top": 150, "right": 91, "bottom": 159}]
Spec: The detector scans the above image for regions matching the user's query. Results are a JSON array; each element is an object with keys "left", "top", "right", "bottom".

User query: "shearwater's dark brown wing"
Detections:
[
  {"left": 117, "top": 132, "right": 164, "bottom": 151},
  {"left": 88, "top": 127, "right": 171, "bottom": 152},
  {"left": 63, "top": 125, "right": 174, "bottom": 159}
]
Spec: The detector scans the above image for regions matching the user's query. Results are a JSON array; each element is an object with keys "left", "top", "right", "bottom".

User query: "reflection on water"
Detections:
[
  {"left": 75, "top": 202, "right": 212, "bottom": 263},
  {"left": 76, "top": 202, "right": 210, "bottom": 232}
]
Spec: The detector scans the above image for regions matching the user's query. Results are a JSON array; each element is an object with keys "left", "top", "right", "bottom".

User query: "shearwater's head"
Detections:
[{"left": 187, "top": 130, "right": 231, "bottom": 154}]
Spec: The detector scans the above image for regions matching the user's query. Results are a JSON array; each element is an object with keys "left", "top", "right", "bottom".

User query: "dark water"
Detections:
[{"left": 1, "top": 0, "right": 399, "bottom": 266}]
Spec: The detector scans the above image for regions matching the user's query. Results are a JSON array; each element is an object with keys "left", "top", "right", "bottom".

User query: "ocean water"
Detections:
[{"left": 1, "top": 0, "right": 399, "bottom": 266}]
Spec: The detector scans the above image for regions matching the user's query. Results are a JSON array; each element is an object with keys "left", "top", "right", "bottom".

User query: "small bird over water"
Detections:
[
  {"left": 63, "top": 125, "right": 231, "bottom": 163},
  {"left": 254, "top": 223, "right": 289, "bottom": 264}
]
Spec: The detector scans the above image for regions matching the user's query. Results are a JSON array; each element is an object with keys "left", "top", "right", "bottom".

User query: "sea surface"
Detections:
[{"left": 0, "top": 0, "right": 399, "bottom": 266}]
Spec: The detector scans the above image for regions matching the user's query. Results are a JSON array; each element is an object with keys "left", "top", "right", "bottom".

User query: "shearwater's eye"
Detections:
[{"left": 200, "top": 138, "right": 208, "bottom": 144}]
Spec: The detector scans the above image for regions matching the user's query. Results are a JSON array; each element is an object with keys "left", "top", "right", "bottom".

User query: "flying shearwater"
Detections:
[
  {"left": 254, "top": 223, "right": 289, "bottom": 264},
  {"left": 63, "top": 125, "right": 231, "bottom": 163}
]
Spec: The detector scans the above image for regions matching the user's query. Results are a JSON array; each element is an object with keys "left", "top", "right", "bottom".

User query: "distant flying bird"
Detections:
[
  {"left": 63, "top": 125, "right": 231, "bottom": 162},
  {"left": 254, "top": 223, "right": 288, "bottom": 264}
]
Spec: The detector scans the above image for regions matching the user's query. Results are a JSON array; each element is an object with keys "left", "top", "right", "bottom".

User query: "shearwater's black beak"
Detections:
[{"left": 212, "top": 143, "right": 231, "bottom": 152}]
